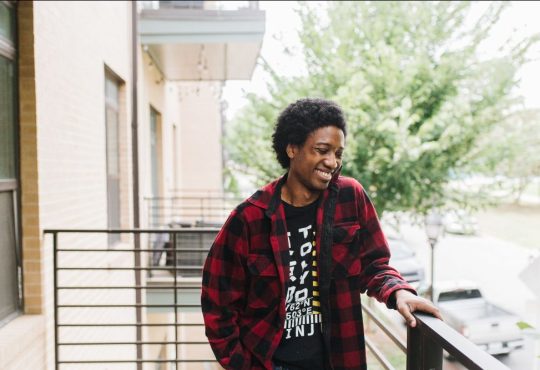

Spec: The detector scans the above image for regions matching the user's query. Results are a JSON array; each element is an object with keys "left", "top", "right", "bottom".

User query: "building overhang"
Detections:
[{"left": 139, "top": 7, "right": 265, "bottom": 81}]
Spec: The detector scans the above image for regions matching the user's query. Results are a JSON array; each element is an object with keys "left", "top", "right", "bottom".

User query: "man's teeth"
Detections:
[{"left": 316, "top": 169, "right": 332, "bottom": 179}]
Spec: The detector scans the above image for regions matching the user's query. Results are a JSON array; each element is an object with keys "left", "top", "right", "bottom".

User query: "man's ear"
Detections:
[{"left": 286, "top": 144, "right": 297, "bottom": 159}]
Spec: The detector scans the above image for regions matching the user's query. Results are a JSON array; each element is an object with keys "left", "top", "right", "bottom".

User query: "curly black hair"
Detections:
[{"left": 272, "top": 98, "right": 347, "bottom": 168}]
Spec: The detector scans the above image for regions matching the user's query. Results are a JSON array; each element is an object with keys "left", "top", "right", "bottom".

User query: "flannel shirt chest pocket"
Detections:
[
  {"left": 246, "top": 253, "right": 280, "bottom": 309},
  {"left": 331, "top": 222, "right": 362, "bottom": 279}
]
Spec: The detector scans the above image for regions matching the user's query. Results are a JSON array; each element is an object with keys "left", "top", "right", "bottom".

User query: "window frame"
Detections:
[
  {"left": 0, "top": 0, "right": 23, "bottom": 327},
  {"left": 104, "top": 68, "right": 123, "bottom": 247}
]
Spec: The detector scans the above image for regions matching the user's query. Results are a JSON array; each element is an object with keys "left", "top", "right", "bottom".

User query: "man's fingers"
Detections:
[
  {"left": 398, "top": 303, "right": 416, "bottom": 327},
  {"left": 422, "top": 302, "right": 443, "bottom": 320},
  {"left": 394, "top": 290, "right": 443, "bottom": 327},
  {"left": 415, "top": 301, "right": 443, "bottom": 321}
]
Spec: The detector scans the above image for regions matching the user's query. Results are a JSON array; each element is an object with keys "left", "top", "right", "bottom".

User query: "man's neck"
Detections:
[{"left": 281, "top": 177, "right": 321, "bottom": 207}]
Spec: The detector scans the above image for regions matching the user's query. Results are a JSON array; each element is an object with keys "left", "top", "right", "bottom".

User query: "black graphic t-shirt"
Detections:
[{"left": 272, "top": 199, "right": 325, "bottom": 369}]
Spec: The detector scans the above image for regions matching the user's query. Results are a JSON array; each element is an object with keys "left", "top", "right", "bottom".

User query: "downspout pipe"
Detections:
[{"left": 130, "top": 2, "right": 142, "bottom": 369}]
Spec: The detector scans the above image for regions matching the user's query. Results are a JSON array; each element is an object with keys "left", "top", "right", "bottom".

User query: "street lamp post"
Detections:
[{"left": 425, "top": 211, "right": 444, "bottom": 302}]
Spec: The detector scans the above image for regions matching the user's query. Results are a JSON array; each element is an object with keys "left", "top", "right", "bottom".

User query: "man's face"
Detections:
[{"left": 287, "top": 125, "right": 345, "bottom": 194}]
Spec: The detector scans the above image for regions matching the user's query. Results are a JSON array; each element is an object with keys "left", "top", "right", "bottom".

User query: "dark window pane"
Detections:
[
  {"left": 105, "top": 74, "right": 121, "bottom": 245},
  {"left": 0, "top": 56, "right": 15, "bottom": 179},
  {"left": 106, "top": 107, "right": 119, "bottom": 176},
  {"left": 0, "top": 3, "right": 14, "bottom": 43},
  {"left": 0, "top": 191, "right": 19, "bottom": 321},
  {"left": 150, "top": 108, "right": 159, "bottom": 198},
  {"left": 105, "top": 76, "right": 119, "bottom": 108}
]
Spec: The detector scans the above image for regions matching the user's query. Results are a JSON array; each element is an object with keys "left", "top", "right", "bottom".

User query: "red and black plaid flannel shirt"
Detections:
[{"left": 201, "top": 173, "right": 415, "bottom": 369}]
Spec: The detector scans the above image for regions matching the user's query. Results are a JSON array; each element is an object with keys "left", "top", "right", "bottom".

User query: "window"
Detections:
[
  {"left": 0, "top": 2, "right": 14, "bottom": 44},
  {"left": 0, "top": 192, "right": 19, "bottom": 323},
  {"left": 105, "top": 72, "right": 121, "bottom": 245},
  {"left": 150, "top": 107, "right": 163, "bottom": 198},
  {"left": 0, "top": 1, "right": 21, "bottom": 325}
]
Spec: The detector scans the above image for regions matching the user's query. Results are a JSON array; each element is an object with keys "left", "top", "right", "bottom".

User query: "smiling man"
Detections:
[{"left": 201, "top": 98, "right": 441, "bottom": 370}]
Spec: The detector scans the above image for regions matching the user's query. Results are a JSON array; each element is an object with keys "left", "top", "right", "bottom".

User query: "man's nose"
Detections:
[{"left": 323, "top": 154, "right": 338, "bottom": 169}]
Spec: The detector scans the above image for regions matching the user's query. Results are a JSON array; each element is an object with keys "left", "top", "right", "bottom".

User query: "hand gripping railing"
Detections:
[
  {"left": 362, "top": 299, "right": 510, "bottom": 370},
  {"left": 407, "top": 312, "right": 510, "bottom": 370}
]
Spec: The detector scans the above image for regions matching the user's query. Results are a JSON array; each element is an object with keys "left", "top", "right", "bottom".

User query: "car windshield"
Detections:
[{"left": 388, "top": 239, "right": 414, "bottom": 259}]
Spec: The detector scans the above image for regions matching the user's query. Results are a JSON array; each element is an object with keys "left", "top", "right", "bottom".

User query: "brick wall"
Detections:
[
  {"left": 33, "top": 2, "right": 135, "bottom": 368},
  {"left": 10, "top": 2, "right": 138, "bottom": 369},
  {"left": 0, "top": 3, "right": 49, "bottom": 370},
  {"left": 18, "top": 0, "right": 42, "bottom": 316}
]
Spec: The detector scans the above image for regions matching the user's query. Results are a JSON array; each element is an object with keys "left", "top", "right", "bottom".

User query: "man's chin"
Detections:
[{"left": 309, "top": 180, "right": 330, "bottom": 191}]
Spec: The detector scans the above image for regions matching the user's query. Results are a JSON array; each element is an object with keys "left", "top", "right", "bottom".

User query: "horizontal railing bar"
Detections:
[
  {"left": 147, "top": 205, "right": 233, "bottom": 209},
  {"left": 44, "top": 228, "right": 220, "bottom": 233},
  {"left": 146, "top": 217, "right": 224, "bottom": 221},
  {"left": 149, "top": 201, "right": 237, "bottom": 204},
  {"left": 58, "top": 323, "right": 204, "bottom": 327},
  {"left": 145, "top": 195, "right": 242, "bottom": 200},
  {"left": 58, "top": 341, "right": 209, "bottom": 345},
  {"left": 147, "top": 217, "right": 224, "bottom": 220},
  {"left": 147, "top": 201, "right": 235, "bottom": 205},
  {"left": 146, "top": 210, "right": 228, "bottom": 213},
  {"left": 362, "top": 302, "right": 407, "bottom": 352},
  {"left": 58, "top": 359, "right": 217, "bottom": 363},
  {"left": 147, "top": 212, "right": 228, "bottom": 215},
  {"left": 413, "top": 313, "right": 510, "bottom": 370},
  {"left": 55, "top": 248, "right": 211, "bottom": 252},
  {"left": 365, "top": 336, "right": 396, "bottom": 370},
  {"left": 58, "top": 304, "right": 201, "bottom": 308},
  {"left": 57, "top": 266, "right": 202, "bottom": 271},
  {"left": 57, "top": 285, "right": 200, "bottom": 289}
]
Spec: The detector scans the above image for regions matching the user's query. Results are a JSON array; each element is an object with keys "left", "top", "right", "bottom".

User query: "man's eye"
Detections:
[
  {"left": 315, "top": 148, "right": 328, "bottom": 154},
  {"left": 336, "top": 152, "right": 343, "bottom": 159}
]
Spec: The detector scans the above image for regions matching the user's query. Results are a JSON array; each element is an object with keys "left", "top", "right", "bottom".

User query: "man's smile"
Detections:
[{"left": 315, "top": 168, "right": 333, "bottom": 181}]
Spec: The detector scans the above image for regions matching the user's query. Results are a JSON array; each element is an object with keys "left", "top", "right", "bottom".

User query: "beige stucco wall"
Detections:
[
  {"left": 139, "top": 51, "right": 183, "bottom": 228},
  {"left": 139, "top": 60, "right": 225, "bottom": 227},
  {"left": 178, "top": 81, "right": 224, "bottom": 194}
]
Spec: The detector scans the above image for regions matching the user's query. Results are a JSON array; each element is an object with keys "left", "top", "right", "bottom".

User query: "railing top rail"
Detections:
[
  {"left": 144, "top": 195, "right": 244, "bottom": 200},
  {"left": 43, "top": 228, "right": 221, "bottom": 234},
  {"left": 413, "top": 312, "right": 510, "bottom": 370}
]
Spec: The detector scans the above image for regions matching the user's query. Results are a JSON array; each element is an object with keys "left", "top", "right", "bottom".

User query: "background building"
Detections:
[{"left": 0, "top": 1, "right": 264, "bottom": 369}]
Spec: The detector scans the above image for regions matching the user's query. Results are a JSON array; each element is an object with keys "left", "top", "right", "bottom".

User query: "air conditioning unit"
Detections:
[{"left": 159, "top": 1, "right": 204, "bottom": 9}]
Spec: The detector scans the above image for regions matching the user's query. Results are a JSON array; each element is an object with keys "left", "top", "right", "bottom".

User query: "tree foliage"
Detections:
[
  {"left": 464, "top": 109, "right": 540, "bottom": 202},
  {"left": 225, "top": 2, "right": 538, "bottom": 214}
]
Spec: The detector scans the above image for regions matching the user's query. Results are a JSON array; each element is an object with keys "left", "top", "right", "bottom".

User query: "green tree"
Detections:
[
  {"left": 464, "top": 109, "right": 540, "bottom": 203},
  {"left": 225, "top": 2, "right": 538, "bottom": 214}
]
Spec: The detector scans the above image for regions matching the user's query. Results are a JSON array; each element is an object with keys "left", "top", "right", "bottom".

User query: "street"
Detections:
[{"left": 395, "top": 221, "right": 540, "bottom": 370}]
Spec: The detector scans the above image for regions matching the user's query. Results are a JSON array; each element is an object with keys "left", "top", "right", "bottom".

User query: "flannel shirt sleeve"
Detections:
[
  {"left": 201, "top": 210, "right": 252, "bottom": 369},
  {"left": 355, "top": 183, "right": 416, "bottom": 308}
]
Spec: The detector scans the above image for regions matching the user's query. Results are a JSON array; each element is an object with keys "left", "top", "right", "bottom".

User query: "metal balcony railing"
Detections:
[
  {"left": 46, "top": 228, "right": 220, "bottom": 370},
  {"left": 140, "top": 1, "right": 259, "bottom": 11},
  {"left": 361, "top": 299, "right": 511, "bottom": 370},
  {"left": 46, "top": 228, "right": 511, "bottom": 370},
  {"left": 145, "top": 194, "right": 242, "bottom": 228}
]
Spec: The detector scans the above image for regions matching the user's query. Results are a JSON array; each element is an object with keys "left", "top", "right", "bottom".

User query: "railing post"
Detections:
[
  {"left": 134, "top": 230, "right": 143, "bottom": 370},
  {"left": 53, "top": 232, "right": 59, "bottom": 370},
  {"left": 407, "top": 322, "right": 443, "bottom": 370},
  {"left": 173, "top": 231, "right": 178, "bottom": 369}
]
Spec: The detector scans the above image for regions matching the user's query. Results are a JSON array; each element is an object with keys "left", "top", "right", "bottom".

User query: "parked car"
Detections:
[
  {"left": 433, "top": 281, "right": 524, "bottom": 356},
  {"left": 443, "top": 210, "right": 479, "bottom": 235},
  {"left": 387, "top": 237, "right": 425, "bottom": 287}
]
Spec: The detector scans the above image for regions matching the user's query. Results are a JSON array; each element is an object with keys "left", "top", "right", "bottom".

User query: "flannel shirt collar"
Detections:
[{"left": 247, "top": 166, "right": 342, "bottom": 217}]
